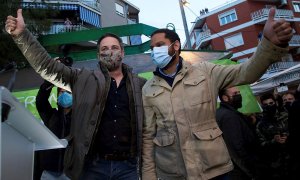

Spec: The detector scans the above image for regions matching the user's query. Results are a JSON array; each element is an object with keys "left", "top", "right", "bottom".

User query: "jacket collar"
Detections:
[{"left": 151, "top": 57, "right": 192, "bottom": 89}]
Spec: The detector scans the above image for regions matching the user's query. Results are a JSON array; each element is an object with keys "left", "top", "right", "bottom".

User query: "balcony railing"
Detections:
[
  {"left": 54, "top": 0, "right": 101, "bottom": 11},
  {"left": 251, "top": 8, "right": 293, "bottom": 21},
  {"left": 289, "top": 35, "right": 300, "bottom": 46},
  {"left": 23, "top": 0, "right": 101, "bottom": 12},
  {"left": 267, "top": 61, "right": 300, "bottom": 73},
  {"left": 195, "top": 29, "right": 211, "bottom": 47},
  {"left": 46, "top": 24, "right": 88, "bottom": 35},
  {"left": 80, "top": 0, "right": 101, "bottom": 11}
]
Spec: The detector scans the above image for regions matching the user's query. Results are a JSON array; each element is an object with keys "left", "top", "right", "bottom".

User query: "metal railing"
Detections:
[
  {"left": 46, "top": 24, "right": 88, "bottom": 34},
  {"left": 267, "top": 61, "right": 300, "bottom": 73},
  {"left": 289, "top": 35, "right": 300, "bottom": 46},
  {"left": 24, "top": 0, "right": 101, "bottom": 12},
  {"left": 55, "top": 0, "right": 101, "bottom": 11},
  {"left": 195, "top": 29, "right": 211, "bottom": 47},
  {"left": 251, "top": 8, "right": 294, "bottom": 21},
  {"left": 80, "top": 0, "right": 101, "bottom": 11}
]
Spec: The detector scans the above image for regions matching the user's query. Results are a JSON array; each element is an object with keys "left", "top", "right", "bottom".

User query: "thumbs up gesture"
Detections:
[
  {"left": 5, "top": 9, "right": 25, "bottom": 37},
  {"left": 263, "top": 8, "right": 293, "bottom": 46}
]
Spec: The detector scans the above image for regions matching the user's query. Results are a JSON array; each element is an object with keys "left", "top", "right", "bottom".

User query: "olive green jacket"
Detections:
[{"left": 13, "top": 29, "right": 146, "bottom": 180}]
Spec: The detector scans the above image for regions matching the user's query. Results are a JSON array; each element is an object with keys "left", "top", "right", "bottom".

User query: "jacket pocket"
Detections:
[
  {"left": 183, "top": 76, "right": 211, "bottom": 105},
  {"left": 144, "top": 87, "right": 164, "bottom": 98},
  {"left": 193, "top": 127, "right": 231, "bottom": 171},
  {"left": 153, "top": 133, "right": 180, "bottom": 175},
  {"left": 64, "top": 136, "right": 75, "bottom": 170}
]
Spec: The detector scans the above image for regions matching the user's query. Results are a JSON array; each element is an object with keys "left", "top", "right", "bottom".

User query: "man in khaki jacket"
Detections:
[{"left": 142, "top": 8, "right": 292, "bottom": 180}]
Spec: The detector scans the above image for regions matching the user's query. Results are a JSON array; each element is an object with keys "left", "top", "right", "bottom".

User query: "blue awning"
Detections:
[
  {"left": 79, "top": 6, "right": 101, "bottom": 28},
  {"left": 21, "top": 2, "right": 101, "bottom": 28}
]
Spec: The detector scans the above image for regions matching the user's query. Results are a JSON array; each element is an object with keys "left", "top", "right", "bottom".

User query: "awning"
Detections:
[
  {"left": 250, "top": 63, "right": 300, "bottom": 95},
  {"left": 79, "top": 6, "right": 101, "bottom": 27}
]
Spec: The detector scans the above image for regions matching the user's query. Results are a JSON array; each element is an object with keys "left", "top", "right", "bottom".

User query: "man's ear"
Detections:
[
  {"left": 222, "top": 95, "right": 229, "bottom": 102},
  {"left": 174, "top": 40, "right": 180, "bottom": 52}
]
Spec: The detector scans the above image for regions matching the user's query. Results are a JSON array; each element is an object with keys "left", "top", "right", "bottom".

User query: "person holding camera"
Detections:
[{"left": 256, "top": 93, "right": 290, "bottom": 180}]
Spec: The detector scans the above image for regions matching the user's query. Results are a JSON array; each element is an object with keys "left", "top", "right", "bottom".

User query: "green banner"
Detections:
[{"left": 12, "top": 88, "right": 58, "bottom": 120}]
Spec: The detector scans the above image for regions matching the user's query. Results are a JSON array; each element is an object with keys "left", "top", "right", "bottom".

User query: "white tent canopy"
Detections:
[{"left": 250, "top": 63, "right": 300, "bottom": 95}]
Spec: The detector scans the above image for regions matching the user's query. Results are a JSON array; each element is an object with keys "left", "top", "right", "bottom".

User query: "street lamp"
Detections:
[{"left": 179, "top": 0, "right": 192, "bottom": 49}]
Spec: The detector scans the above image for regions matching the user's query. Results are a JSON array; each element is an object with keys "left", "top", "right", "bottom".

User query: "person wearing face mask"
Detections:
[
  {"left": 35, "top": 57, "right": 73, "bottom": 180},
  {"left": 142, "top": 7, "right": 292, "bottom": 180},
  {"left": 256, "top": 93, "right": 290, "bottom": 180},
  {"left": 282, "top": 92, "right": 295, "bottom": 111},
  {"left": 216, "top": 87, "right": 259, "bottom": 180},
  {"left": 5, "top": 9, "right": 146, "bottom": 180}
]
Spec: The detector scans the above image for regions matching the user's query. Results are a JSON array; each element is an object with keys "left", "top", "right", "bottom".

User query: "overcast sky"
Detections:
[{"left": 128, "top": 0, "right": 232, "bottom": 43}]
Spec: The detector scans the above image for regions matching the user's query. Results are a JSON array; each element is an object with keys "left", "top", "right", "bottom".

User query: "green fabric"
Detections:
[
  {"left": 139, "top": 71, "right": 153, "bottom": 80},
  {"left": 211, "top": 59, "right": 261, "bottom": 114}
]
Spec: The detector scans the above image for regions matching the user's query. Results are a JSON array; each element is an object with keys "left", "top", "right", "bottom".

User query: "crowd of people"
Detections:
[
  {"left": 5, "top": 7, "right": 298, "bottom": 180},
  {"left": 217, "top": 86, "right": 300, "bottom": 180}
]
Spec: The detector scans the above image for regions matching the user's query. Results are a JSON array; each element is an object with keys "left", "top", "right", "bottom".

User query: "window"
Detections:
[
  {"left": 224, "top": 33, "right": 244, "bottom": 49},
  {"left": 292, "top": 1, "right": 300, "bottom": 12},
  {"left": 115, "top": 3, "right": 125, "bottom": 16},
  {"left": 121, "top": 36, "right": 128, "bottom": 45},
  {"left": 238, "top": 58, "right": 248, "bottom": 63},
  {"left": 218, "top": 9, "right": 237, "bottom": 26}
]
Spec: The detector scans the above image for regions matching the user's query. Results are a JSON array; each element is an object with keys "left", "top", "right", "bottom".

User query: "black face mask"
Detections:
[
  {"left": 229, "top": 94, "right": 242, "bottom": 109},
  {"left": 284, "top": 102, "right": 292, "bottom": 111},
  {"left": 263, "top": 104, "right": 277, "bottom": 116}
]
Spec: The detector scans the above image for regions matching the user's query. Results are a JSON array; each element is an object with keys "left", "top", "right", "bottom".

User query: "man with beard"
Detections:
[
  {"left": 6, "top": 9, "right": 146, "bottom": 180},
  {"left": 142, "top": 8, "right": 292, "bottom": 180},
  {"left": 282, "top": 92, "right": 295, "bottom": 111},
  {"left": 256, "top": 93, "right": 289, "bottom": 180},
  {"left": 216, "top": 87, "right": 259, "bottom": 180}
]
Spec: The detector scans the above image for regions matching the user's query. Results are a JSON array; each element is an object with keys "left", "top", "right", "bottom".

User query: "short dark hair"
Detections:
[
  {"left": 97, "top": 33, "right": 124, "bottom": 51},
  {"left": 260, "top": 93, "right": 275, "bottom": 103},
  {"left": 151, "top": 28, "right": 181, "bottom": 54},
  {"left": 219, "top": 88, "right": 228, "bottom": 102}
]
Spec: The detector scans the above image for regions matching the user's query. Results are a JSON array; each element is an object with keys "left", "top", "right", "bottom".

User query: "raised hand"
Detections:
[
  {"left": 5, "top": 9, "right": 25, "bottom": 37},
  {"left": 263, "top": 8, "right": 293, "bottom": 46}
]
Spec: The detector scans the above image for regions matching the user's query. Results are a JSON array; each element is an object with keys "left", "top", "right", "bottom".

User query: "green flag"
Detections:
[{"left": 211, "top": 59, "right": 261, "bottom": 114}]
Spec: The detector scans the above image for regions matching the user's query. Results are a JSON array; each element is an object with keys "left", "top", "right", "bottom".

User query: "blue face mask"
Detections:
[
  {"left": 57, "top": 92, "right": 72, "bottom": 108},
  {"left": 151, "top": 43, "right": 175, "bottom": 69}
]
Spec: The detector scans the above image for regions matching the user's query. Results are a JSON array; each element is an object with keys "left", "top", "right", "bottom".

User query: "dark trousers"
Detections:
[{"left": 80, "top": 157, "right": 138, "bottom": 180}]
